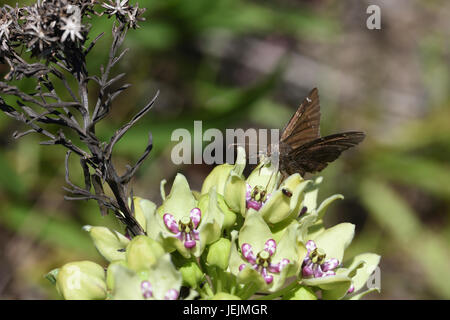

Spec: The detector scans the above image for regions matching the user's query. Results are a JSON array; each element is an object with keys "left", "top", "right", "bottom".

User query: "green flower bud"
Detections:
[
  {"left": 179, "top": 261, "right": 204, "bottom": 288},
  {"left": 126, "top": 235, "right": 165, "bottom": 272},
  {"left": 201, "top": 146, "right": 246, "bottom": 198},
  {"left": 223, "top": 173, "right": 246, "bottom": 214},
  {"left": 206, "top": 238, "right": 231, "bottom": 270},
  {"left": 83, "top": 225, "right": 129, "bottom": 262},
  {"left": 56, "top": 261, "right": 107, "bottom": 300}
]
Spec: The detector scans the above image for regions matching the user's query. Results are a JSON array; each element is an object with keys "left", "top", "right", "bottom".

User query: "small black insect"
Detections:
[{"left": 281, "top": 188, "right": 293, "bottom": 197}]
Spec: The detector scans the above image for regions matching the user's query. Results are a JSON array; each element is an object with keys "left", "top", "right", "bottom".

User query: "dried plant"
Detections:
[{"left": 0, "top": 0, "right": 151, "bottom": 237}]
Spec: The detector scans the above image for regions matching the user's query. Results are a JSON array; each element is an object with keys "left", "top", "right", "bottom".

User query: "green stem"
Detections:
[
  {"left": 195, "top": 257, "right": 215, "bottom": 295},
  {"left": 215, "top": 268, "right": 223, "bottom": 293},
  {"left": 203, "top": 282, "right": 215, "bottom": 297}
]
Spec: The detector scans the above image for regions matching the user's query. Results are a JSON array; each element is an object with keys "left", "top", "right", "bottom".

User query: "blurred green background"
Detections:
[{"left": 0, "top": 0, "right": 449, "bottom": 299}]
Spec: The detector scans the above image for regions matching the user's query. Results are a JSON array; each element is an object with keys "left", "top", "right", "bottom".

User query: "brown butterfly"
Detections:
[{"left": 275, "top": 88, "right": 365, "bottom": 177}]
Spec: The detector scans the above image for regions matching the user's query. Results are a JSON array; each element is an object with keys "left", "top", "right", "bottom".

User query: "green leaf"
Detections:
[{"left": 361, "top": 180, "right": 450, "bottom": 298}]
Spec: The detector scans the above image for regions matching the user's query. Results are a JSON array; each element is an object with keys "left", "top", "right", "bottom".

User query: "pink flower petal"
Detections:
[
  {"left": 261, "top": 268, "right": 273, "bottom": 284},
  {"left": 164, "top": 289, "right": 179, "bottom": 300},
  {"left": 163, "top": 213, "right": 179, "bottom": 234},
  {"left": 348, "top": 283, "right": 355, "bottom": 294},
  {"left": 264, "top": 239, "right": 277, "bottom": 256},
  {"left": 241, "top": 243, "right": 257, "bottom": 264},
  {"left": 322, "top": 258, "right": 339, "bottom": 272},
  {"left": 190, "top": 208, "right": 201, "bottom": 228},
  {"left": 184, "top": 233, "right": 196, "bottom": 249},
  {"left": 305, "top": 240, "right": 316, "bottom": 253},
  {"left": 246, "top": 200, "right": 262, "bottom": 211},
  {"left": 302, "top": 262, "right": 314, "bottom": 278},
  {"left": 246, "top": 183, "right": 252, "bottom": 200}
]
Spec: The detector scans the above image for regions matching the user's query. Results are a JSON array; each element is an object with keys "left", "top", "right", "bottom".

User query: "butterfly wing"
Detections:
[
  {"left": 280, "top": 88, "right": 321, "bottom": 149},
  {"left": 280, "top": 131, "right": 366, "bottom": 176}
]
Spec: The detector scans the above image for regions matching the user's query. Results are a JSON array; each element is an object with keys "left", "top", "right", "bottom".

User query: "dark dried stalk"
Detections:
[{"left": 0, "top": 1, "right": 149, "bottom": 237}]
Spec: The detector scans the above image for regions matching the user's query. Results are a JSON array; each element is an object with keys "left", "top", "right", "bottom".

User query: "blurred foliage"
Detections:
[{"left": 0, "top": 0, "right": 449, "bottom": 299}]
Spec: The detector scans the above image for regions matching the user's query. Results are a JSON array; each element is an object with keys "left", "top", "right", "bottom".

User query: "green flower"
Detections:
[
  {"left": 109, "top": 254, "right": 182, "bottom": 300},
  {"left": 229, "top": 213, "right": 306, "bottom": 293},
  {"left": 339, "top": 253, "right": 381, "bottom": 300},
  {"left": 55, "top": 261, "right": 107, "bottom": 300},
  {"left": 215, "top": 147, "right": 311, "bottom": 225},
  {"left": 298, "top": 223, "right": 356, "bottom": 299},
  {"left": 252, "top": 172, "right": 311, "bottom": 225},
  {"left": 149, "top": 173, "right": 224, "bottom": 258},
  {"left": 201, "top": 146, "right": 247, "bottom": 215},
  {"left": 106, "top": 235, "right": 165, "bottom": 294}
]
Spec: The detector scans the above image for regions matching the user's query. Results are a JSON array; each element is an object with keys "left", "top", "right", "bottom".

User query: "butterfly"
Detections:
[{"left": 274, "top": 88, "right": 365, "bottom": 177}]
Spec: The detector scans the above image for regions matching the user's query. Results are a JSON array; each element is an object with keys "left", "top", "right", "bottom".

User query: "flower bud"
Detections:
[
  {"left": 206, "top": 238, "right": 231, "bottom": 270},
  {"left": 126, "top": 235, "right": 165, "bottom": 272},
  {"left": 83, "top": 225, "right": 129, "bottom": 262},
  {"left": 224, "top": 174, "right": 246, "bottom": 214},
  {"left": 56, "top": 261, "right": 107, "bottom": 300},
  {"left": 179, "top": 261, "right": 203, "bottom": 289}
]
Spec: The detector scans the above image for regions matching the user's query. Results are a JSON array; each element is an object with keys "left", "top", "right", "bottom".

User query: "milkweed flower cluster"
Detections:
[
  {"left": 47, "top": 147, "right": 381, "bottom": 300},
  {"left": 0, "top": 0, "right": 379, "bottom": 301}
]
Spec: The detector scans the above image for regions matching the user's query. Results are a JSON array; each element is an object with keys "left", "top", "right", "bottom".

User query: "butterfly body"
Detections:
[{"left": 274, "top": 88, "right": 365, "bottom": 177}]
